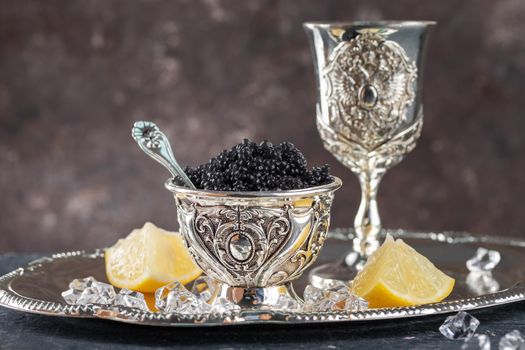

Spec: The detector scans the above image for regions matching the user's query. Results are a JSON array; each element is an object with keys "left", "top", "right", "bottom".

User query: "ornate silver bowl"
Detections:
[
  {"left": 165, "top": 178, "right": 341, "bottom": 308},
  {"left": 131, "top": 120, "right": 342, "bottom": 308}
]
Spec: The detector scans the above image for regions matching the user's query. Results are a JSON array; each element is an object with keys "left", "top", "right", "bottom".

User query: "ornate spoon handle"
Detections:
[{"left": 132, "top": 121, "right": 196, "bottom": 189}]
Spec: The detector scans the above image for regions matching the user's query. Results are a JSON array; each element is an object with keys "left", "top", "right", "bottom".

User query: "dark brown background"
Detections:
[{"left": 1, "top": 0, "right": 524, "bottom": 253}]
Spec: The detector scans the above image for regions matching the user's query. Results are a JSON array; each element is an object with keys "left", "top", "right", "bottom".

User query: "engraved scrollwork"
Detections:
[
  {"left": 317, "top": 108, "right": 423, "bottom": 173},
  {"left": 267, "top": 216, "right": 290, "bottom": 252},
  {"left": 186, "top": 204, "right": 293, "bottom": 286},
  {"left": 322, "top": 33, "right": 418, "bottom": 151},
  {"left": 175, "top": 192, "right": 336, "bottom": 287},
  {"left": 266, "top": 193, "right": 334, "bottom": 284}
]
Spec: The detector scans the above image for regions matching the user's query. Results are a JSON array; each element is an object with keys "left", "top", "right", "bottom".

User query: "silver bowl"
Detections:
[{"left": 165, "top": 178, "right": 342, "bottom": 308}]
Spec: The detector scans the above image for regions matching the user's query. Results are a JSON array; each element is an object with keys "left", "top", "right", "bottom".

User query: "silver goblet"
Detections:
[{"left": 303, "top": 21, "right": 435, "bottom": 285}]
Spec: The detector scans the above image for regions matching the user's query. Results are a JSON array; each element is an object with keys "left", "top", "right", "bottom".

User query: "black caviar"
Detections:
[{"left": 176, "top": 139, "right": 333, "bottom": 191}]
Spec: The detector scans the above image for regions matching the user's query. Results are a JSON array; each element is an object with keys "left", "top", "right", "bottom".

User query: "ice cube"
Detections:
[
  {"left": 61, "top": 277, "right": 116, "bottom": 305},
  {"left": 461, "top": 334, "right": 491, "bottom": 350},
  {"left": 303, "top": 284, "right": 368, "bottom": 312},
  {"left": 62, "top": 276, "right": 98, "bottom": 304},
  {"left": 69, "top": 276, "right": 96, "bottom": 290},
  {"left": 76, "top": 287, "right": 104, "bottom": 305},
  {"left": 499, "top": 330, "right": 525, "bottom": 350},
  {"left": 466, "top": 248, "right": 501, "bottom": 273},
  {"left": 88, "top": 281, "right": 117, "bottom": 304},
  {"left": 209, "top": 298, "right": 241, "bottom": 314},
  {"left": 191, "top": 276, "right": 220, "bottom": 303},
  {"left": 155, "top": 281, "right": 210, "bottom": 314},
  {"left": 115, "top": 288, "right": 148, "bottom": 310},
  {"left": 439, "top": 311, "right": 480, "bottom": 340},
  {"left": 61, "top": 288, "right": 82, "bottom": 305},
  {"left": 303, "top": 284, "right": 344, "bottom": 312},
  {"left": 273, "top": 294, "right": 301, "bottom": 312},
  {"left": 176, "top": 297, "right": 211, "bottom": 314},
  {"left": 303, "top": 285, "right": 324, "bottom": 306},
  {"left": 342, "top": 293, "right": 369, "bottom": 312}
]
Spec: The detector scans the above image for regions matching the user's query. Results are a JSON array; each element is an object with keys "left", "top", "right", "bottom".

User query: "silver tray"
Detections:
[{"left": 1, "top": 229, "right": 524, "bottom": 327}]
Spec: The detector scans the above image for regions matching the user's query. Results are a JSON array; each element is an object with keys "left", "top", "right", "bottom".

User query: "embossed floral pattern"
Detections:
[
  {"left": 175, "top": 194, "right": 334, "bottom": 287},
  {"left": 323, "top": 33, "right": 417, "bottom": 150}
]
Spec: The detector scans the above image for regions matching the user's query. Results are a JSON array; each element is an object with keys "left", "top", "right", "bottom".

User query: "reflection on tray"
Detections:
[{"left": 466, "top": 272, "right": 500, "bottom": 296}]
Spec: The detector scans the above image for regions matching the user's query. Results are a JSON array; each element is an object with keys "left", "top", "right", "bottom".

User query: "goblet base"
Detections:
[
  {"left": 210, "top": 282, "right": 302, "bottom": 310},
  {"left": 308, "top": 252, "right": 365, "bottom": 289}
]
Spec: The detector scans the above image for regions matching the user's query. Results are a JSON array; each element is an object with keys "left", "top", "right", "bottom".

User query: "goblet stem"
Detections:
[{"left": 353, "top": 170, "right": 384, "bottom": 257}]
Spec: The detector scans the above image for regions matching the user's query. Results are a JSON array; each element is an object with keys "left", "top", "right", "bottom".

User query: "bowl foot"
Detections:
[{"left": 209, "top": 282, "right": 301, "bottom": 310}]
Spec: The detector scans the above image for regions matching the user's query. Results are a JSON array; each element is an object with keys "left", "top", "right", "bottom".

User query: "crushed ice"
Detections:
[
  {"left": 303, "top": 282, "right": 368, "bottom": 312},
  {"left": 62, "top": 276, "right": 371, "bottom": 315}
]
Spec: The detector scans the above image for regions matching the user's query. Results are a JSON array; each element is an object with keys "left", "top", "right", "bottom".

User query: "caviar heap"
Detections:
[{"left": 178, "top": 139, "right": 333, "bottom": 191}]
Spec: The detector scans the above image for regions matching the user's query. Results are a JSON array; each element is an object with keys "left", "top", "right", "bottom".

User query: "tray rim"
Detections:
[{"left": 1, "top": 229, "right": 524, "bottom": 327}]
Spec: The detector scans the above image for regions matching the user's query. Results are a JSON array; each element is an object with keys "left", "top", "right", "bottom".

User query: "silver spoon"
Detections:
[{"left": 132, "top": 121, "right": 196, "bottom": 189}]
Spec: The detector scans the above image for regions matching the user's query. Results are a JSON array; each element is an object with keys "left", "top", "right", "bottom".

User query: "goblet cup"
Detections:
[{"left": 303, "top": 21, "right": 435, "bottom": 285}]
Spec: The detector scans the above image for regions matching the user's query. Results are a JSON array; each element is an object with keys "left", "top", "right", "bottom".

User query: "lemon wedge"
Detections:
[
  {"left": 351, "top": 234, "right": 455, "bottom": 308},
  {"left": 105, "top": 222, "right": 202, "bottom": 293}
]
